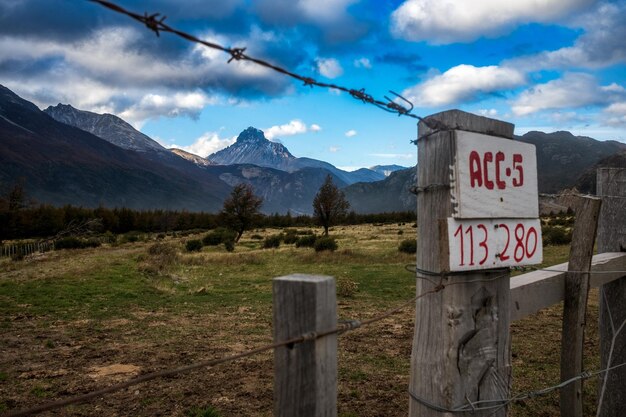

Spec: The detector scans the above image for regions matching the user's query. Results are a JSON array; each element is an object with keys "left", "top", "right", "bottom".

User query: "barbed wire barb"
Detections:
[{"left": 88, "top": 0, "right": 443, "bottom": 129}]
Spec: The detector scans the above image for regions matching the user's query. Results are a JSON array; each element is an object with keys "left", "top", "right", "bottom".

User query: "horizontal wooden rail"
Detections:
[{"left": 510, "top": 252, "right": 626, "bottom": 321}]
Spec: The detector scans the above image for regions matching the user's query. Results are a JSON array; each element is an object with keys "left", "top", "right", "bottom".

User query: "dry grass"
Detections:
[{"left": 0, "top": 223, "right": 603, "bottom": 416}]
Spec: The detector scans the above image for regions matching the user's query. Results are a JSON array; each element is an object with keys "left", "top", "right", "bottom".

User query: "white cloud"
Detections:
[
  {"left": 354, "top": 57, "right": 372, "bottom": 69},
  {"left": 171, "top": 132, "right": 236, "bottom": 158},
  {"left": 0, "top": 25, "right": 288, "bottom": 126},
  {"left": 478, "top": 109, "right": 499, "bottom": 117},
  {"left": 337, "top": 166, "right": 364, "bottom": 172},
  {"left": 402, "top": 65, "right": 525, "bottom": 107},
  {"left": 370, "top": 153, "right": 415, "bottom": 160},
  {"left": 264, "top": 120, "right": 322, "bottom": 140},
  {"left": 391, "top": 0, "right": 594, "bottom": 43},
  {"left": 329, "top": 146, "right": 340, "bottom": 152},
  {"left": 317, "top": 58, "right": 344, "bottom": 78},
  {"left": 345, "top": 129, "right": 357, "bottom": 137},
  {"left": 511, "top": 72, "right": 626, "bottom": 116},
  {"left": 604, "top": 102, "right": 626, "bottom": 127},
  {"left": 506, "top": 2, "right": 626, "bottom": 71},
  {"left": 265, "top": 120, "right": 308, "bottom": 140},
  {"left": 119, "top": 91, "right": 217, "bottom": 128},
  {"left": 298, "top": 0, "right": 359, "bottom": 23}
]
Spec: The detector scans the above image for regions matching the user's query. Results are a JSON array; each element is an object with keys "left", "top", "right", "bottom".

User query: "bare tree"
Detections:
[
  {"left": 313, "top": 175, "right": 350, "bottom": 236},
  {"left": 221, "top": 183, "right": 263, "bottom": 242}
]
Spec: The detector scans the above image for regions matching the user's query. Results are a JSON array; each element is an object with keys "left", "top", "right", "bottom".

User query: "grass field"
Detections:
[{"left": 0, "top": 224, "right": 602, "bottom": 416}]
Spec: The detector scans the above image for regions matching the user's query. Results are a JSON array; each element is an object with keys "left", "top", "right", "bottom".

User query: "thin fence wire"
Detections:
[
  {"left": 2, "top": 286, "right": 440, "bottom": 417},
  {"left": 88, "top": 0, "right": 450, "bottom": 131}
]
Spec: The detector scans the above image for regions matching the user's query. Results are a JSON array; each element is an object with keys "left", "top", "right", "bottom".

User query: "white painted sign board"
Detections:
[
  {"left": 446, "top": 218, "right": 543, "bottom": 272},
  {"left": 452, "top": 131, "right": 538, "bottom": 219}
]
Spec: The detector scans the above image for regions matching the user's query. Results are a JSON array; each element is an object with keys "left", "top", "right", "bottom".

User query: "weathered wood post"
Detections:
[
  {"left": 273, "top": 274, "right": 337, "bottom": 417},
  {"left": 560, "top": 196, "right": 602, "bottom": 417},
  {"left": 597, "top": 167, "right": 626, "bottom": 417},
  {"left": 410, "top": 110, "right": 520, "bottom": 416}
]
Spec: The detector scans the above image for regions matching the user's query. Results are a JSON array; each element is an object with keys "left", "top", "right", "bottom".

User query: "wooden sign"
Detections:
[
  {"left": 445, "top": 218, "right": 543, "bottom": 272},
  {"left": 452, "top": 131, "right": 538, "bottom": 218}
]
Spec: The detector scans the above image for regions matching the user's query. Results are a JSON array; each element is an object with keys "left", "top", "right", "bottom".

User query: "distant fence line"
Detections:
[{"left": 0, "top": 241, "right": 55, "bottom": 259}]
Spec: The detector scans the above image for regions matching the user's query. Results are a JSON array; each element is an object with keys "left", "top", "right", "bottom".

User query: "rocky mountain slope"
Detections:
[
  {"left": 44, "top": 104, "right": 165, "bottom": 153},
  {"left": 0, "top": 85, "right": 230, "bottom": 211},
  {"left": 209, "top": 127, "right": 385, "bottom": 184}
]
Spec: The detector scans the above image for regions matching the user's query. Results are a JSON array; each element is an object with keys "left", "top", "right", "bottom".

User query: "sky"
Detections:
[{"left": 1, "top": 0, "right": 625, "bottom": 171}]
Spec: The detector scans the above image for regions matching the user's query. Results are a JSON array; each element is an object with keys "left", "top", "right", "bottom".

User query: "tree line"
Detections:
[{"left": 0, "top": 177, "right": 415, "bottom": 242}]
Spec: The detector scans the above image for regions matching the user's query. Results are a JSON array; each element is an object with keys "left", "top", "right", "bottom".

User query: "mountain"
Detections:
[
  {"left": 44, "top": 104, "right": 165, "bottom": 153},
  {"left": 517, "top": 131, "right": 626, "bottom": 193},
  {"left": 344, "top": 132, "right": 626, "bottom": 213},
  {"left": 170, "top": 148, "right": 214, "bottom": 167},
  {"left": 209, "top": 127, "right": 385, "bottom": 185},
  {"left": 0, "top": 85, "right": 230, "bottom": 211},
  {"left": 370, "top": 164, "right": 408, "bottom": 177},
  {"left": 344, "top": 167, "right": 417, "bottom": 213},
  {"left": 574, "top": 151, "right": 626, "bottom": 194},
  {"left": 206, "top": 164, "right": 348, "bottom": 215}
]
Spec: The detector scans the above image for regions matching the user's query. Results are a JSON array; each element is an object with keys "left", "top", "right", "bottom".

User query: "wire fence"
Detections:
[
  {"left": 4, "top": 262, "right": 626, "bottom": 417},
  {"left": 88, "top": 0, "right": 450, "bottom": 132}
]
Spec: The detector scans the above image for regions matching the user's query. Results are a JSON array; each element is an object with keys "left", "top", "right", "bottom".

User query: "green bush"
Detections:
[
  {"left": 223, "top": 240, "right": 235, "bottom": 252},
  {"left": 283, "top": 230, "right": 299, "bottom": 244},
  {"left": 542, "top": 226, "right": 572, "bottom": 246},
  {"left": 202, "top": 228, "right": 237, "bottom": 246},
  {"left": 314, "top": 236, "right": 338, "bottom": 252},
  {"left": 55, "top": 237, "right": 101, "bottom": 250},
  {"left": 398, "top": 239, "right": 417, "bottom": 254},
  {"left": 295, "top": 234, "right": 317, "bottom": 248},
  {"left": 185, "top": 240, "right": 203, "bottom": 252},
  {"left": 263, "top": 234, "right": 282, "bottom": 249}
]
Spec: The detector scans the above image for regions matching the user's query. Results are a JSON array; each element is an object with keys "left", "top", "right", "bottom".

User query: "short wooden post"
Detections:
[
  {"left": 409, "top": 110, "right": 513, "bottom": 416},
  {"left": 560, "top": 196, "right": 602, "bottom": 417},
  {"left": 273, "top": 274, "right": 337, "bottom": 417},
  {"left": 597, "top": 168, "right": 626, "bottom": 417}
]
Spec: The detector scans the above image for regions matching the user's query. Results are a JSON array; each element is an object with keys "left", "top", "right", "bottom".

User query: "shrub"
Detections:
[
  {"left": 263, "top": 234, "right": 282, "bottom": 249},
  {"left": 542, "top": 226, "right": 572, "bottom": 246},
  {"left": 397, "top": 230, "right": 404, "bottom": 235},
  {"left": 314, "top": 236, "right": 337, "bottom": 252},
  {"left": 55, "top": 237, "right": 84, "bottom": 250},
  {"left": 295, "top": 234, "right": 317, "bottom": 248},
  {"left": 283, "top": 230, "right": 299, "bottom": 244},
  {"left": 185, "top": 240, "right": 203, "bottom": 252},
  {"left": 156, "top": 233, "right": 166, "bottom": 240},
  {"left": 250, "top": 234, "right": 263, "bottom": 240},
  {"left": 55, "top": 237, "right": 101, "bottom": 250},
  {"left": 398, "top": 239, "right": 417, "bottom": 254},
  {"left": 223, "top": 240, "right": 235, "bottom": 252},
  {"left": 203, "top": 228, "right": 237, "bottom": 246},
  {"left": 337, "top": 278, "right": 359, "bottom": 298},
  {"left": 140, "top": 243, "right": 179, "bottom": 276}
]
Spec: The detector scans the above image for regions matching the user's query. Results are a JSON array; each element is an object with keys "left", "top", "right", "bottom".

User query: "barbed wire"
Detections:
[
  {"left": 2, "top": 285, "right": 440, "bottom": 417},
  {"left": 408, "top": 360, "right": 626, "bottom": 414},
  {"left": 88, "top": 0, "right": 450, "bottom": 132}
]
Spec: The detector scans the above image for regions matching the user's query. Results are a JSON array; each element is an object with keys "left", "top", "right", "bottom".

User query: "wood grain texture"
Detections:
[
  {"left": 509, "top": 252, "right": 626, "bottom": 321},
  {"left": 453, "top": 131, "right": 538, "bottom": 218},
  {"left": 410, "top": 111, "right": 512, "bottom": 417},
  {"left": 560, "top": 196, "right": 602, "bottom": 417},
  {"left": 273, "top": 274, "right": 337, "bottom": 417},
  {"left": 596, "top": 168, "right": 626, "bottom": 417}
]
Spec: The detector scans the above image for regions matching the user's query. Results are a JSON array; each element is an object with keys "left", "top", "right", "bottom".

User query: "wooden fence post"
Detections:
[
  {"left": 273, "top": 274, "right": 337, "bottom": 417},
  {"left": 560, "top": 196, "right": 602, "bottom": 417},
  {"left": 597, "top": 167, "right": 626, "bottom": 417},
  {"left": 409, "top": 110, "right": 513, "bottom": 416}
]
